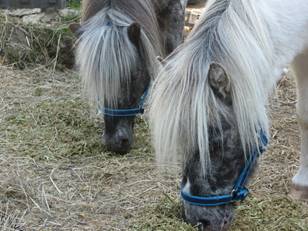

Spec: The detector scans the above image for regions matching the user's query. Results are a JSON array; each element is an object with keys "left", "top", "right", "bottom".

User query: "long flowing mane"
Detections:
[
  {"left": 77, "top": 0, "right": 163, "bottom": 107},
  {"left": 150, "top": 0, "right": 283, "bottom": 172}
]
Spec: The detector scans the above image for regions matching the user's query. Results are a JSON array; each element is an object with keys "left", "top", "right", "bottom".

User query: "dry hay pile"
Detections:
[{"left": 0, "top": 9, "right": 78, "bottom": 69}]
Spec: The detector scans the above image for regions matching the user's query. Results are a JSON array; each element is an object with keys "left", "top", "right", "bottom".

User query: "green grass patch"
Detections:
[
  {"left": 4, "top": 99, "right": 104, "bottom": 160},
  {"left": 2, "top": 95, "right": 155, "bottom": 162},
  {"left": 67, "top": 0, "right": 81, "bottom": 9},
  {"left": 231, "top": 196, "right": 307, "bottom": 231},
  {"left": 130, "top": 197, "right": 196, "bottom": 231}
]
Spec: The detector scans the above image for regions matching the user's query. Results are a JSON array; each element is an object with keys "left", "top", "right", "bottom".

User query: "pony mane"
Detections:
[
  {"left": 150, "top": 0, "right": 277, "bottom": 173},
  {"left": 77, "top": 0, "right": 163, "bottom": 108}
]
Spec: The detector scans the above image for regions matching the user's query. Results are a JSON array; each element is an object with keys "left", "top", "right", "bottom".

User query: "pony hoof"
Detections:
[{"left": 290, "top": 184, "right": 308, "bottom": 201}]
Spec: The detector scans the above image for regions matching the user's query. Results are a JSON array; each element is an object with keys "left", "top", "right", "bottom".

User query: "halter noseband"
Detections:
[
  {"left": 100, "top": 87, "right": 149, "bottom": 117},
  {"left": 181, "top": 130, "right": 269, "bottom": 207}
]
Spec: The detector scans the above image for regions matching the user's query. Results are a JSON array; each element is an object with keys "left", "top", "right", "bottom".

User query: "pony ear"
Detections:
[
  {"left": 127, "top": 23, "right": 141, "bottom": 48},
  {"left": 208, "top": 63, "right": 231, "bottom": 101},
  {"left": 69, "top": 23, "right": 82, "bottom": 37}
]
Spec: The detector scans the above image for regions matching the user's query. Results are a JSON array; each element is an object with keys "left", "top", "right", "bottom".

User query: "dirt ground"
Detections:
[{"left": 0, "top": 62, "right": 308, "bottom": 231}]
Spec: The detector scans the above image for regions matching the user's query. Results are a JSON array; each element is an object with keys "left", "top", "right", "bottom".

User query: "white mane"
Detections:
[
  {"left": 77, "top": 4, "right": 162, "bottom": 108},
  {"left": 150, "top": 0, "right": 308, "bottom": 172}
]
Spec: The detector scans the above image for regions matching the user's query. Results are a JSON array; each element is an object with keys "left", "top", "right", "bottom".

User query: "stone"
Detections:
[
  {"left": 7, "top": 8, "right": 41, "bottom": 17},
  {"left": 59, "top": 8, "right": 80, "bottom": 18},
  {"left": 22, "top": 13, "right": 44, "bottom": 24}
]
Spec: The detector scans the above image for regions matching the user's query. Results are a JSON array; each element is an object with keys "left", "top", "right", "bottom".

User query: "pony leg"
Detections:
[
  {"left": 291, "top": 48, "right": 308, "bottom": 201},
  {"left": 158, "top": 0, "right": 186, "bottom": 54}
]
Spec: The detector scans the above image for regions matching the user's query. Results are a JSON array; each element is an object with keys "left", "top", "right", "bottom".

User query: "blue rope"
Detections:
[{"left": 181, "top": 130, "right": 269, "bottom": 207}]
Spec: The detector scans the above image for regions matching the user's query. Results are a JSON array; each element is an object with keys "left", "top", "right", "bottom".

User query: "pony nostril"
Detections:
[
  {"left": 197, "top": 220, "right": 211, "bottom": 231},
  {"left": 120, "top": 137, "right": 129, "bottom": 146},
  {"left": 116, "top": 131, "right": 130, "bottom": 148}
]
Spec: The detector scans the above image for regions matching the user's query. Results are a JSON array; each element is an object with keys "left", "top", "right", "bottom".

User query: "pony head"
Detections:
[
  {"left": 77, "top": 3, "right": 161, "bottom": 154},
  {"left": 180, "top": 63, "right": 248, "bottom": 231}
]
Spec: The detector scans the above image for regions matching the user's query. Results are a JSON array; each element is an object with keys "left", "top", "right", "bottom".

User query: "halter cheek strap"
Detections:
[
  {"left": 181, "top": 130, "right": 269, "bottom": 207},
  {"left": 99, "top": 87, "right": 149, "bottom": 117}
]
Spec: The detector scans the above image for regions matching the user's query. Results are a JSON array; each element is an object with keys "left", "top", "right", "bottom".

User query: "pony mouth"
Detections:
[{"left": 105, "top": 142, "right": 132, "bottom": 154}]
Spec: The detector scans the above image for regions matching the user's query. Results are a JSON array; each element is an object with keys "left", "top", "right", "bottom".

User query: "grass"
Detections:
[
  {"left": 4, "top": 99, "right": 104, "bottom": 160},
  {"left": 231, "top": 196, "right": 307, "bottom": 231},
  {"left": 131, "top": 196, "right": 307, "bottom": 231},
  {"left": 130, "top": 197, "right": 196, "bottom": 231},
  {"left": 67, "top": 0, "right": 81, "bottom": 10}
]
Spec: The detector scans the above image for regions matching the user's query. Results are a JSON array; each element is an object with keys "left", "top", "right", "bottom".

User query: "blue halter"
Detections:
[
  {"left": 181, "top": 130, "right": 269, "bottom": 207},
  {"left": 100, "top": 87, "right": 149, "bottom": 117}
]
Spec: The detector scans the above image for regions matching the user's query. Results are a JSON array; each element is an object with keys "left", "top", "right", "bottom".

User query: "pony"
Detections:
[
  {"left": 74, "top": 0, "right": 187, "bottom": 154},
  {"left": 150, "top": 0, "right": 308, "bottom": 230}
]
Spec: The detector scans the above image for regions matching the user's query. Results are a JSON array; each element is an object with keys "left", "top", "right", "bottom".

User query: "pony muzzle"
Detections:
[{"left": 104, "top": 126, "right": 134, "bottom": 154}]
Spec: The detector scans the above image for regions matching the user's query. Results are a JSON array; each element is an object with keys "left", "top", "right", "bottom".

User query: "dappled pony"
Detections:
[
  {"left": 75, "top": 0, "right": 187, "bottom": 154},
  {"left": 150, "top": 0, "right": 308, "bottom": 230}
]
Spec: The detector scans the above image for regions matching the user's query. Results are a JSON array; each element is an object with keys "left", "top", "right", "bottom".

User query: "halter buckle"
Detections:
[{"left": 231, "top": 187, "right": 249, "bottom": 202}]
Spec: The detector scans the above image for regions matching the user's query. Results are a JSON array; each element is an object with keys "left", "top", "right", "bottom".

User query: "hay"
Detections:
[
  {"left": 0, "top": 11, "right": 77, "bottom": 69},
  {"left": 0, "top": 63, "right": 307, "bottom": 230}
]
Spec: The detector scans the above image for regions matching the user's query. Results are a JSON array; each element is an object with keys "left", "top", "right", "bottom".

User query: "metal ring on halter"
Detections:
[{"left": 180, "top": 130, "right": 269, "bottom": 207}]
